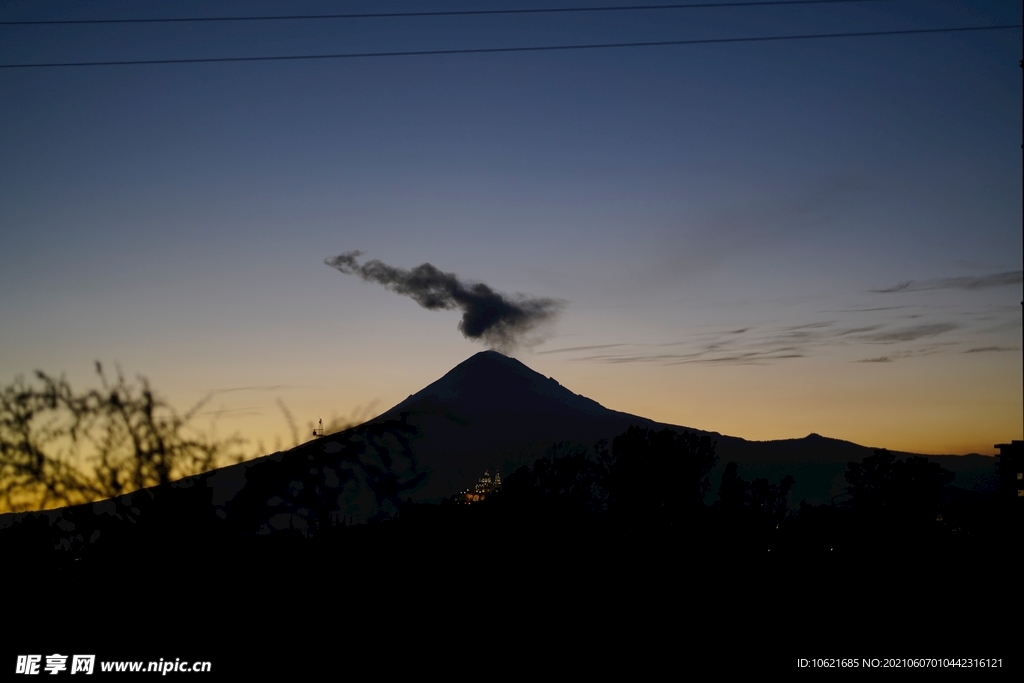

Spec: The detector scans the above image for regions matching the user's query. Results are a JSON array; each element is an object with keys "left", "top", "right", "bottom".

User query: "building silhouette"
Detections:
[{"left": 994, "top": 440, "right": 1023, "bottom": 512}]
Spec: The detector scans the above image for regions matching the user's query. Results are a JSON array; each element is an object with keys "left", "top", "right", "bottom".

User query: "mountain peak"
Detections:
[
  {"left": 471, "top": 350, "right": 511, "bottom": 359},
  {"left": 373, "top": 350, "right": 658, "bottom": 501},
  {"left": 464, "top": 350, "right": 528, "bottom": 370},
  {"left": 384, "top": 351, "right": 614, "bottom": 420}
]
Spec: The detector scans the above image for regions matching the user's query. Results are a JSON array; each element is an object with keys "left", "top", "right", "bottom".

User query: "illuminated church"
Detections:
[{"left": 458, "top": 470, "right": 502, "bottom": 504}]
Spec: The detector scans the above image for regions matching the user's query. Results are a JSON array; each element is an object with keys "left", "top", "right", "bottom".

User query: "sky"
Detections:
[{"left": 1, "top": 0, "right": 1021, "bottom": 458}]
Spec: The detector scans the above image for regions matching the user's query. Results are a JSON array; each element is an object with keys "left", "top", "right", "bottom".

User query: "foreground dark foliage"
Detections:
[{"left": 1, "top": 428, "right": 1018, "bottom": 674}]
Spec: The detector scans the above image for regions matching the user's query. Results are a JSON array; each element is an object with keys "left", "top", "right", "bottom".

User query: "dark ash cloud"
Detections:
[
  {"left": 871, "top": 271, "right": 1022, "bottom": 293},
  {"left": 964, "top": 346, "right": 1018, "bottom": 353},
  {"left": 325, "top": 251, "right": 562, "bottom": 352}
]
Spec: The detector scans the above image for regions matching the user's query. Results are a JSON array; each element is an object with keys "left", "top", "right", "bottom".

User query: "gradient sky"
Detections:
[{"left": 1, "top": 0, "right": 1021, "bottom": 458}]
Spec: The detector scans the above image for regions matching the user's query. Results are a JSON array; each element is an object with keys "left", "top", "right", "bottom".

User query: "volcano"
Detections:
[
  {"left": 369, "top": 350, "right": 663, "bottom": 500},
  {"left": 354, "top": 350, "right": 995, "bottom": 505},
  {"left": 0, "top": 350, "right": 997, "bottom": 542}
]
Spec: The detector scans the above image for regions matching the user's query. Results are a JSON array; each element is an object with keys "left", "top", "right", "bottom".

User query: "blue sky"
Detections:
[{"left": 1, "top": 0, "right": 1020, "bottom": 455}]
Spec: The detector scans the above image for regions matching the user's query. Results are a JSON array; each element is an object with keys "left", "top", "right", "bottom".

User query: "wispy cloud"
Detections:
[
  {"left": 835, "top": 325, "right": 885, "bottom": 336},
  {"left": 197, "top": 406, "right": 262, "bottom": 418},
  {"left": 825, "top": 306, "right": 910, "bottom": 313},
  {"left": 561, "top": 319, "right": 961, "bottom": 367},
  {"left": 552, "top": 264, "right": 1015, "bottom": 367},
  {"left": 210, "top": 384, "right": 294, "bottom": 394},
  {"left": 853, "top": 323, "right": 958, "bottom": 343},
  {"left": 576, "top": 346, "right": 805, "bottom": 366},
  {"left": 871, "top": 271, "right": 1022, "bottom": 293},
  {"left": 852, "top": 346, "right": 950, "bottom": 363},
  {"left": 784, "top": 321, "right": 835, "bottom": 331},
  {"left": 537, "top": 343, "right": 628, "bottom": 355},
  {"left": 964, "top": 346, "right": 1018, "bottom": 353}
]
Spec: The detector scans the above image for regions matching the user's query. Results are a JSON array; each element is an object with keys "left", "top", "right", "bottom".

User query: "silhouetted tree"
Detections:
[
  {"left": 607, "top": 426, "right": 718, "bottom": 526},
  {"left": 845, "top": 448, "right": 899, "bottom": 510},
  {"left": 715, "top": 461, "right": 795, "bottom": 525},
  {"left": 717, "top": 461, "right": 750, "bottom": 509},
  {"left": 503, "top": 441, "right": 609, "bottom": 516},
  {"left": 749, "top": 475, "right": 795, "bottom": 523},
  {"left": 845, "top": 449, "right": 954, "bottom": 523}
]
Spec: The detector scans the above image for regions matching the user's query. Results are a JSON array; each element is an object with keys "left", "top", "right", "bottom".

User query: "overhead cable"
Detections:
[
  {"left": 1, "top": 24, "right": 1019, "bottom": 69},
  {"left": 0, "top": 1, "right": 904, "bottom": 26}
]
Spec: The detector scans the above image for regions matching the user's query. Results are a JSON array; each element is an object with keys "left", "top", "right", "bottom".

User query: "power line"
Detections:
[
  {"left": 0, "top": 25, "right": 1018, "bottom": 69},
  {"left": 0, "top": 1, "right": 901, "bottom": 26}
]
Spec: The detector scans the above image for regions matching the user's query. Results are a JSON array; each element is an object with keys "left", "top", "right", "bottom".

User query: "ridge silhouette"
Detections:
[
  {"left": 0, "top": 350, "right": 995, "bottom": 529},
  {"left": 360, "top": 350, "right": 995, "bottom": 505}
]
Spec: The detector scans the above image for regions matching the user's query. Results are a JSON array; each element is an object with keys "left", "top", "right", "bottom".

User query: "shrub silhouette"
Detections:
[{"left": 0, "top": 363, "right": 244, "bottom": 512}]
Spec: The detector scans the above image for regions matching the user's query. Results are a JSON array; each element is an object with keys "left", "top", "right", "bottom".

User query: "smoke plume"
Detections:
[{"left": 325, "top": 251, "right": 561, "bottom": 352}]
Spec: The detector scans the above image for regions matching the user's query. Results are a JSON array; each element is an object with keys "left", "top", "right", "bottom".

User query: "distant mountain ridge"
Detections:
[
  {"left": 0, "top": 351, "right": 996, "bottom": 534},
  {"left": 367, "top": 350, "right": 996, "bottom": 505}
]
